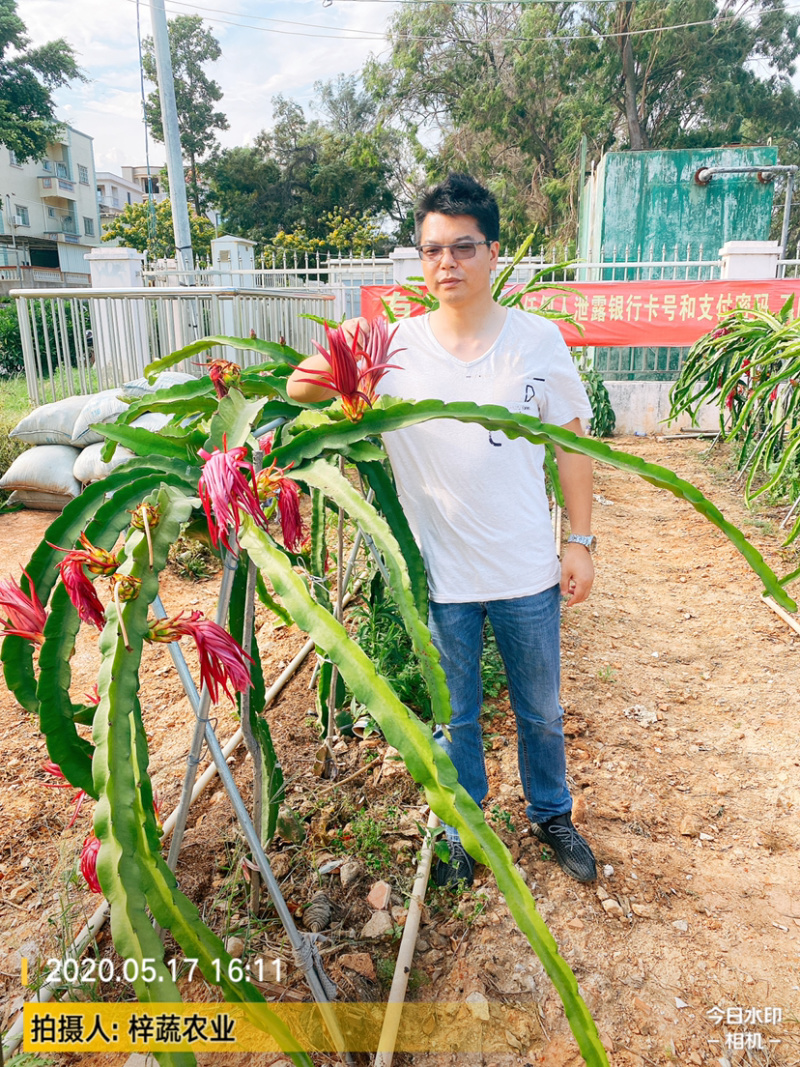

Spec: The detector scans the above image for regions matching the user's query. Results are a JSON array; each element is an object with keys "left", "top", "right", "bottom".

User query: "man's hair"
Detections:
[{"left": 414, "top": 173, "right": 500, "bottom": 245}]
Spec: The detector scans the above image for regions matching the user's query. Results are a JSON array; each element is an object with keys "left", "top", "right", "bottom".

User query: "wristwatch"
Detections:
[{"left": 567, "top": 534, "right": 597, "bottom": 553}]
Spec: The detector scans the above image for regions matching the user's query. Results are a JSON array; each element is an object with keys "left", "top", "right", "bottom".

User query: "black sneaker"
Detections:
[
  {"left": 432, "top": 841, "right": 475, "bottom": 889},
  {"left": 533, "top": 813, "right": 597, "bottom": 883}
]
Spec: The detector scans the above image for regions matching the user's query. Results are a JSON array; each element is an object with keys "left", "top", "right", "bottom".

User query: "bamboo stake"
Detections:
[
  {"left": 374, "top": 811, "right": 440, "bottom": 1067},
  {"left": 762, "top": 595, "right": 800, "bottom": 637}
]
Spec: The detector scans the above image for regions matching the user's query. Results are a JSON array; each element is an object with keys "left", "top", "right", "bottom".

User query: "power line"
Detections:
[{"left": 123, "top": 0, "right": 753, "bottom": 44}]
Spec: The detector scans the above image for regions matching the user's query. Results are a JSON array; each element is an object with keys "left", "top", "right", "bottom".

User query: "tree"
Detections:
[
  {"left": 587, "top": 0, "right": 800, "bottom": 151},
  {"left": 367, "top": 0, "right": 800, "bottom": 244},
  {"left": 0, "top": 0, "right": 84, "bottom": 162},
  {"left": 206, "top": 92, "right": 404, "bottom": 251},
  {"left": 203, "top": 146, "right": 283, "bottom": 244},
  {"left": 101, "top": 199, "right": 215, "bottom": 261},
  {"left": 142, "top": 14, "right": 228, "bottom": 215},
  {"left": 313, "top": 73, "right": 377, "bottom": 136}
]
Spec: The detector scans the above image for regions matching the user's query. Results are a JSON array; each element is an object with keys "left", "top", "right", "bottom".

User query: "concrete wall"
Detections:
[{"left": 605, "top": 380, "right": 720, "bottom": 435}]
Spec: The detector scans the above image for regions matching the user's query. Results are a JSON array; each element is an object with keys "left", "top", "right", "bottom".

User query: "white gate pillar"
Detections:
[
  {"left": 84, "top": 247, "right": 149, "bottom": 386},
  {"left": 719, "top": 240, "right": 781, "bottom": 280}
]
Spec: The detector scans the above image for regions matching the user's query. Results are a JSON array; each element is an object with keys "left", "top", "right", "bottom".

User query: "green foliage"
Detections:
[
  {"left": 142, "top": 14, "right": 228, "bottom": 214},
  {"left": 0, "top": 298, "right": 24, "bottom": 376},
  {"left": 481, "top": 622, "right": 507, "bottom": 699},
  {"left": 0, "top": 370, "right": 29, "bottom": 495},
  {"left": 266, "top": 211, "right": 385, "bottom": 259},
  {"left": 581, "top": 369, "right": 617, "bottom": 438},
  {"left": 4, "top": 298, "right": 90, "bottom": 380},
  {"left": 101, "top": 198, "right": 216, "bottom": 261},
  {"left": 0, "top": 0, "right": 84, "bottom": 162},
  {"left": 332, "top": 808, "right": 393, "bottom": 874},
  {"left": 350, "top": 573, "right": 433, "bottom": 719},
  {"left": 490, "top": 805, "right": 516, "bottom": 835}
]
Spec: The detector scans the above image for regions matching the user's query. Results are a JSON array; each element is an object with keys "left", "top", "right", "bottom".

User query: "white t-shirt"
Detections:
[{"left": 376, "top": 307, "right": 592, "bottom": 603}]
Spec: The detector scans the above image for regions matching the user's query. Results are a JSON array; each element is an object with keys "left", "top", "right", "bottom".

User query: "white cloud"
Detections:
[{"left": 24, "top": 0, "right": 398, "bottom": 170}]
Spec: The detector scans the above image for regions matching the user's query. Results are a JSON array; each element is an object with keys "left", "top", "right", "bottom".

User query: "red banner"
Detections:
[{"left": 361, "top": 279, "right": 800, "bottom": 347}]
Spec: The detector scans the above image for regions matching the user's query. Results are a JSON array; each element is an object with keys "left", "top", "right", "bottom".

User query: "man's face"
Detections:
[{"left": 418, "top": 213, "right": 499, "bottom": 308}]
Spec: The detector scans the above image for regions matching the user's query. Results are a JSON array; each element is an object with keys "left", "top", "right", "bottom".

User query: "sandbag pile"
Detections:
[{"left": 0, "top": 372, "right": 194, "bottom": 511}]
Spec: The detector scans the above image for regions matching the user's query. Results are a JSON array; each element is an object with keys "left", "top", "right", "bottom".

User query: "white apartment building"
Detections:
[
  {"left": 96, "top": 170, "right": 144, "bottom": 239},
  {"left": 121, "top": 165, "right": 167, "bottom": 204},
  {"left": 0, "top": 125, "right": 101, "bottom": 284}
]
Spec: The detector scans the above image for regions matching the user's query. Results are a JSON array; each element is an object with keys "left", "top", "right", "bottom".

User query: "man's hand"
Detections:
[
  {"left": 560, "top": 542, "right": 594, "bottom": 607},
  {"left": 342, "top": 316, "right": 370, "bottom": 346}
]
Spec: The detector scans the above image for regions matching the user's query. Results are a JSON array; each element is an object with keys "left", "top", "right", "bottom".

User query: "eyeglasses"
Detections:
[{"left": 417, "top": 240, "right": 491, "bottom": 262}]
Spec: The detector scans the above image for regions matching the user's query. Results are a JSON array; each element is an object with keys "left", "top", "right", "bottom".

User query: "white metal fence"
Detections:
[
  {"left": 16, "top": 240, "right": 790, "bottom": 404},
  {"left": 13, "top": 286, "right": 334, "bottom": 406},
  {"left": 144, "top": 254, "right": 395, "bottom": 321}
]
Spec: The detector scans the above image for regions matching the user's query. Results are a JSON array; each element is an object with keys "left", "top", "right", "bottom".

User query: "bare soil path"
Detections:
[{"left": 1, "top": 437, "right": 798, "bottom": 1067}]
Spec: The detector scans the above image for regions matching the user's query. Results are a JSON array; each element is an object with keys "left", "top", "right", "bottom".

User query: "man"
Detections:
[{"left": 288, "top": 173, "right": 597, "bottom": 886}]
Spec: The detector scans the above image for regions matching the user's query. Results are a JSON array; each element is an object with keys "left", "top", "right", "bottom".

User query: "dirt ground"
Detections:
[{"left": 1, "top": 436, "right": 799, "bottom": 1067}]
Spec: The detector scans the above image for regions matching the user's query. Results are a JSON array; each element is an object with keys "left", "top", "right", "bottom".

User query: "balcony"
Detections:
[
  {"left": 38, "top": 175, "right": 76, "bottom": 204},
  {"left": 98, "top": 195, "right": 123, "bottom": 215},
  {"left": 44, "top": 215, "right": 80, "bottom": 244}
]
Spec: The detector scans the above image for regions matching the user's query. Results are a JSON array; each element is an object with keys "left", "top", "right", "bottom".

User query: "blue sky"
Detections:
[{"left": 24, "top": 0, "right": 397, "bottom": 172}]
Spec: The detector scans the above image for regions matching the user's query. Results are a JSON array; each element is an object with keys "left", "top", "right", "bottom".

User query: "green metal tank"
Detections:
[
  {"left": 578, "top": 146, "right": 778, "bottom": 278},
  {"left": 577, "top": 147, "right": 778, "bottom": 380}
]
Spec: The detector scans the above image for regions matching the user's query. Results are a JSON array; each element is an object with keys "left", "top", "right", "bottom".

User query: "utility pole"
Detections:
[{"left": 149, "top": 0, "right": 194, "bottom": 278}]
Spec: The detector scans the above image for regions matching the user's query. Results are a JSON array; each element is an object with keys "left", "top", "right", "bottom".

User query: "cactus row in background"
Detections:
[{"left": 669, "top": 298, "right": 800, "bottom": 552}]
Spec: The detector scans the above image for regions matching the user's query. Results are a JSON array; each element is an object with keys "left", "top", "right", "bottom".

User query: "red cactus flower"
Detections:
[
  {"left": 274, "top": 477, "right": 303, "bottom": 551},
  {"left": 296, "top": 320, "right": 401, "bottom": 421},
  {"left": 80, "top": 833, "right": 102, "bottom": 893},
  {"left": 146, "top": 610, "right": 254, "bottom": 704},
  {"left": 770, "top": 386, "right": 779, "bottom": 402},
  {"left": 85, "top": 684, "right": 100, "bottom": 705},
  {"left": 198, "top": 442, "right": 268, "bottom": 551},
  {"left": 255, "top": 436, "right": 306, "bottom": 552},
  {"left": 50, "top": 534, "right": 120, "bottom": 630},
  {"left": 201, "top": 359, "right": 242, "bottom": 399},
  {"left": 361, "top": 317, "right": 402, "bottom": 403},
  {"left": 42, "top": 761, "right": 88, "bottom": 827},
  {"left": 57, "top": 556, "right": 106, "bottom": 630},
  {"left": 0, "top": 571, "right": 47, "bottom": 644}
]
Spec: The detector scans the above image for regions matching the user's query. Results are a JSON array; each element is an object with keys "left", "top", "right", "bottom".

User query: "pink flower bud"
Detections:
[{"left": 80, "top": 833, "right": 102, "bottom": 894}]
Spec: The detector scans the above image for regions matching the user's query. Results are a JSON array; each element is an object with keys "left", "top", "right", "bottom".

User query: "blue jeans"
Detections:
[{"left": 429, "top": 584, "right": 571, "bottom": 838}]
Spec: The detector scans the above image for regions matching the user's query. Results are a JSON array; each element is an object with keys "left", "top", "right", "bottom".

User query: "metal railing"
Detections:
[
  {"left": 778, "top": 242, "right": 800, "bottom": 277},
  {"left": 144, "top": 255, "right": 396, "bottom": 320},
  {"left": 12, "top": 286, "right": 334, "bottom": 406},
  {"left": 576, "top": 243, "right": 721, "bottom": 281}
]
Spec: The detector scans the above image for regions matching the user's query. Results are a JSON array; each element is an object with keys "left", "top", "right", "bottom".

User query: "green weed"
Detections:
[
  {"left": 332, "top": 808, "right": 394, "bottom": 873},
  {"left": 489, "top": 804, "right": 516, "bottom": 834},
  {"left": 169, "top": 535, "right": 221, "bottom": 581},
  {"left": 481, "top": 622, "right": 507, "bottom": 698}
]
